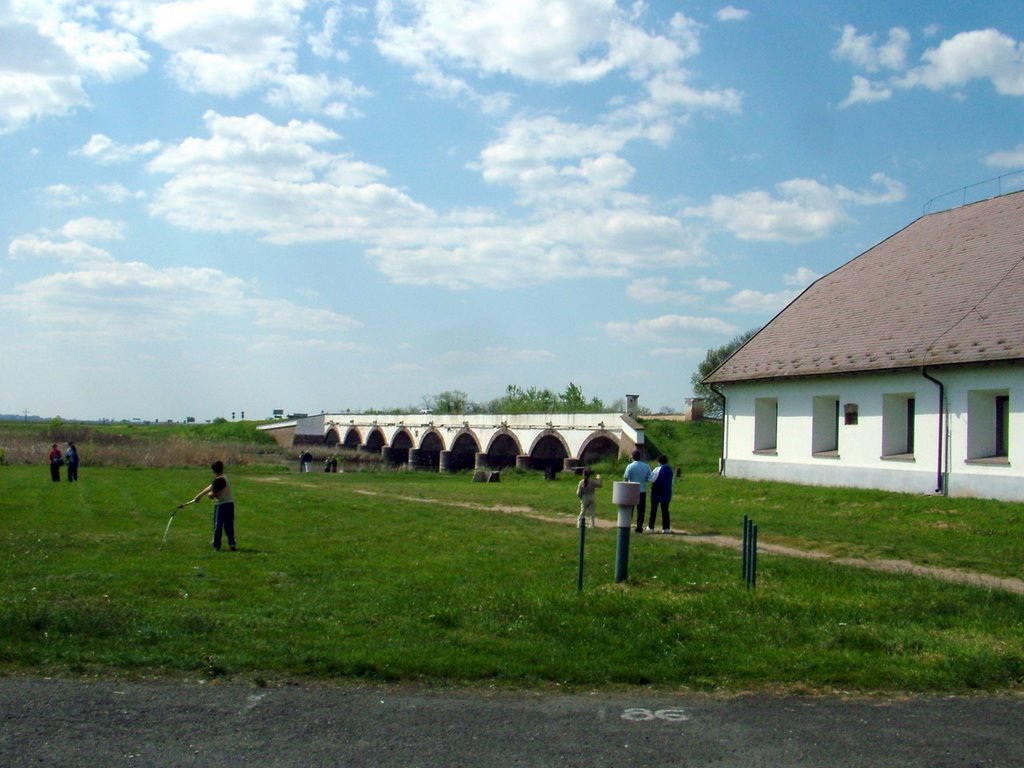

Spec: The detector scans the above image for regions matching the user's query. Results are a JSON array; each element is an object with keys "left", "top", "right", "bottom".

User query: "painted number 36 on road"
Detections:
[{"left": 621, "top": 708, "right": 690, "bottom": 723}]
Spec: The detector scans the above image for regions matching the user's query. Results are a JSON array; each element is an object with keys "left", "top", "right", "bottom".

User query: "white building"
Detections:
[{"left": 704, "top": 190, "right": 1024, "bottom": 501}]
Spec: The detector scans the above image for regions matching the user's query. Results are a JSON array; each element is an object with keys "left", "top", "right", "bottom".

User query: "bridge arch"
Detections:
[
  {"left": 579, "top": 431, "right": 619, "bottom": 465},
  {"left": 342, "top": 427, "right": 362, "bottom": 450},
  {"left": 365, "top": 428, "right": 386, "bottom": 452},
  {"left": 325, "top": 426, "right": 341, "bottom": 446},
  {"left": 417, "top": 428, "right": 445, "bottom": 451},
  {"left": 447, "top": 430, "right": 481, "bottom": 471},
  {"left": 412, "top": 429, "right": 445, "bottom": 470},
  {"left": 390, "top": 429, "right": 413, "bottom": 450},
  {"left": 527, "top": 430, "right": 571, "bottom": 475},
  {"left": 451, "top": 429, "right": 480, "bottom": 454},
  {"left": 381, "top": 428, "right": 414, "bottom": 467},
  {"left": 528, "top": 430, "right": 571, "bottom": 458},
  {"left": 484, "top": 430, "right": 522, "bottom": 469}
]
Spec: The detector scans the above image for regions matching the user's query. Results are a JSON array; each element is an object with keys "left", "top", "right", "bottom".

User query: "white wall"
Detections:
[{"left": 719, "top": 365, "right": 1024, "bottom": 501}]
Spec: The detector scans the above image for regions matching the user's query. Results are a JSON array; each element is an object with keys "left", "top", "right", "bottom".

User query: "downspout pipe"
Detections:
[
  {"left": 921, "top": 368, "right": 947, "bottom": 495},
  {"left": 709, "top": 383, "right": 727, "bottom": 475}
]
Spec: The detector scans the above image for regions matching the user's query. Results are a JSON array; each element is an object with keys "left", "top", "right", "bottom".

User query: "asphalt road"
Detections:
[{"left": 2, "top": 677, "right": 1021, "bottom": 767}]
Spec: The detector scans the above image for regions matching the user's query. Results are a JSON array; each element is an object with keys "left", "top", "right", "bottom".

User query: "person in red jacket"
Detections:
[{"left": 47, "top": 443, "right": 63, "bottom": 482}]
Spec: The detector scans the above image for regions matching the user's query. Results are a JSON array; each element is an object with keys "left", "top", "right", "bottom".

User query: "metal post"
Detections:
[
  {"left": 577, "top": 522, "right": 586, "bottom": 592},
  {"left": 742, "top": 515, "right": 749, "bottom": 582},
  {"left": 742, "top": 516, "right": 758, "bottom": 590},
  {"left": 742, "top": 518, "right": 758, "bottom": 590},
  {"left": 615, "top": 523, "right": 630, "bottom": 583},
  {"left": 612, "top": 482, "right": 640, "bottom": 584},
  {"left": 751, "top": 524, "right": 758, "bottom": 590}
]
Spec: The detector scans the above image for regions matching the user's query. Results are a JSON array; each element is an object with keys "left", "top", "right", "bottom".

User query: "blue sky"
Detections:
[{"left": 2, "top": 1, "right": 1023, "bottom": 422}]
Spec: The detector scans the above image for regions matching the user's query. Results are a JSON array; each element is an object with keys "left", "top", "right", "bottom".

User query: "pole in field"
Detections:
[
  {"left": 577, "top": 523, "right": 586, "bottom": 592},
  {"left": 742, "top": 515, "right": 749, "bottom": 582},
  {"left": 742, "top": 516, "right": 758, "bottom": 589},
  {"left": 612, "top": 481, "right": 640, "bottom": 583}
]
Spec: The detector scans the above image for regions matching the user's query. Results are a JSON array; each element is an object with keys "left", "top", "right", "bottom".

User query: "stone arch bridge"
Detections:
[{"left": 259, "top": 411, "right": 645, "bottom": 473}]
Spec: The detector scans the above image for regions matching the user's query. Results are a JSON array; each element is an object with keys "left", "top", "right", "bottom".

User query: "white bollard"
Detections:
[{"left": 612, "top": 482, "right": 640, "bottom": 582}]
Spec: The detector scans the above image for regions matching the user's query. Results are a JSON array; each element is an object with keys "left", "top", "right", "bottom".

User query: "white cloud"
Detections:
[
  {"left": 75, "top": 134, "right": 163, "bottom": 164},
  {"left": 50, "top": 21, "right": 150, "bottom": 81},
  {"left": 650, "top": 346, "right": 694, "bottom": 357},
  {"left": 249, "top": 297, "right": 361, "bottom": 334},
  {"left": 685, "top": 174, "right": 905, "bottom": 243},
  {"left": 143, "top": 110, "right": 706, "bottom": 290},
  {"left": 837, "top": 26, "right": 1024, "bottom": 106},
  {"left": 98, "top": 183, "right": 145, "bottom": 203},
  {"left": 8, "top": 2, "right": 149, "bottom": 80},
  {"left": 475, "top": 108, "right": 733, "bottom": 212},
  {"left": 145, "top": 0, "right": 301, "bottom": 95},
  {"left": 147, "top": 110, "right": 430, "bottom": 242},
  {"left": 695, "top": 276, "right": 730, "bottom": 292},
  {"left": 0, "top": 21, "right": 89, "bottom": 133},
  {"left": 715, "top": 7, "right": 748, "bottom": 23},
  {"left": 307, "top": 2, "right": 357, "bottom": 61},
  {"left": 838, "top": 75, "right": 893, "bottom": 108},
  {"left": 264, "top": 72, "right": 369, "bottom": 119},
  {"left": 783, "top": 267, "right": 820, "bottom": 287},
  {"left": 477, "top": 115, "right": 643, "bottom": 190},
  {"left": 247, "top": 334, "right": 362, "bottom": 353},
  {"left": 375, "top": 0, "right": 694, "bottom": 86},
  {"left": 442, "top": 346, "right": 556, "bottom": 365},
  {"left": 0, "top": 3, "right": 150, "bottom": 132},
  {"left": 2, "top": 261, "right": 246, "bottom": 340},
  {"left": 60, "top": 217, "right": 125, "bottom": 242},
  {"left": 604, "top": 314, "right": 737, "bottom": 342},
  {"left": 626, "top": 277, "right": 694, "bottom": 305},
  {"left": 39, "top": 184, "right": 90, "bottom": 207},
  {"left": 8, "top": 0, "right": 354, "bottom": 118},
  {"left": 833, "top": 25, "right": 909, "bottom": 73},
  {"left": 8, "top": 232, "right": 114, "bottom": 264},
  {"left": 642, "top": 68, "right": 742, "bottom": 113},
  {"left": 984, "top": 144, "right": 1024, "bottom": 168},
  {"left": 368, "top": 204, "right": 705, "bottom": 290},
  {"left": 727, "top": 288, "right": 799, "bottom": 313},
  {"left": 372, "top": 0, "right": 742, "bottom": 132},
  {"left": 896, "top": 29, "right": 1024, "bottom": 96},
  {"left": 2, "top": 221, "right": 361, "bottom": 343}
]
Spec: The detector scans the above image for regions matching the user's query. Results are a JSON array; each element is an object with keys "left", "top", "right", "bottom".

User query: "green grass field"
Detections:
[{"left": 3, "top": 447, "right": 1024, "bottom": 693}]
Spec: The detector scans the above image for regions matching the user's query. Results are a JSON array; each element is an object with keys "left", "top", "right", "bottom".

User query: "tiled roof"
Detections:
[{"left": 705, "top": 190, "right": 1024, "bottom": 384}]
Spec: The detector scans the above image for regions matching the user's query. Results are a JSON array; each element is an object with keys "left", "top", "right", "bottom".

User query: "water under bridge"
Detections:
[{"left": 258, "top": 409, "right": 646, "bottom": 474}]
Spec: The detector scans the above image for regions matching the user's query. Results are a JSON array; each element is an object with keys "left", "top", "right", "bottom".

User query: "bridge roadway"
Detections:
[{"left": 261, "top": 411, "right": 645, "bottom": 473}]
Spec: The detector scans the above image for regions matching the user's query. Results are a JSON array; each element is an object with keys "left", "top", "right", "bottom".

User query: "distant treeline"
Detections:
[{"left": 372, "top": 383, "right": 625, "bottom": 416}]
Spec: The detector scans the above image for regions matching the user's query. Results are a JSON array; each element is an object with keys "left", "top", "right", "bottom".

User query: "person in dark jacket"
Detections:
[
  {"left": 649, "top": 454, "right": 674, "bottom": 533},
  {"left": 65, "top": 442, "right": 80, "bottom": 482}
]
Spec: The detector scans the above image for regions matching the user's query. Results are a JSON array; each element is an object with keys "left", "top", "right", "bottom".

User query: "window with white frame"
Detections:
[
  {"left": 754, "top": 397, "right": 778, "bottom": 453},
  {"left": 882, "top": 394, "right": 915, "bottom": 458},
  {"left": 812, "top": 395, "right": 839, "bottom": 456},
  {"left": 967, "top": 389, "right": 1010, "bottom": 462}
]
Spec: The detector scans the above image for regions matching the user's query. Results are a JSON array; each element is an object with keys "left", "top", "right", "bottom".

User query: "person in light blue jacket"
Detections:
[{"left": 623, "top": 449, "right": 653, "bottom": 534}]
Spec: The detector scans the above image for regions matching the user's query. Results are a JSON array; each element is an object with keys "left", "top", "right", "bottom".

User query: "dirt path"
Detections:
[
  {"left": 354, "top": 488, "right": 1024, "bottom": 595},
  {"left": 688, "top": 533, "right": 1024, "bottom": 594}
]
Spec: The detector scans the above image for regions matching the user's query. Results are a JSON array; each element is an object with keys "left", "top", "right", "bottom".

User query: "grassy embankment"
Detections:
[{"left": 1, "top": 418, "right": 1022, "bottom": 693}]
